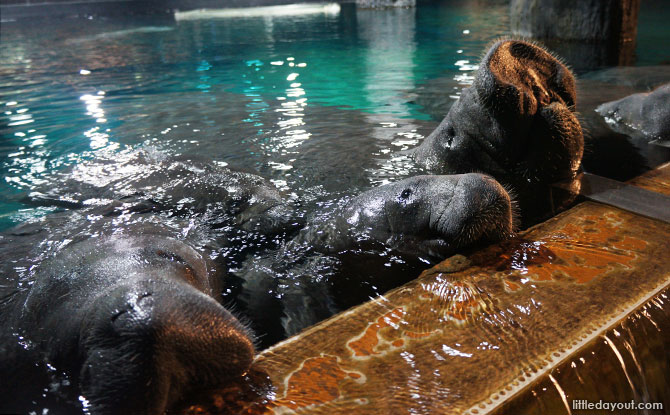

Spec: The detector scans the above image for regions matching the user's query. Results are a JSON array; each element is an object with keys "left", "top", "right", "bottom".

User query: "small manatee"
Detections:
[
  {"left": 596, "top": 83, "right": 670, "bottom": 141},
  {"left": 236, "top": 173, "right": 514, "bottom": 343}
]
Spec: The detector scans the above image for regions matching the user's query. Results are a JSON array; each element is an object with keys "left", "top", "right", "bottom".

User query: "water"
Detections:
[
  {"left": 0, "top": 2, "right": 509, "bottom": 229},
  {"left": 2, "top": 1, "right": 669, "bottom": 229},
  {"left": 492, "top": 289, "right": 670, "bottom": 415},
  {"left": 0, "top": 4, "right": 512, "bottom": 410},
  {"left": 1, "top": 0, "right": 670, "bottom": 412}
]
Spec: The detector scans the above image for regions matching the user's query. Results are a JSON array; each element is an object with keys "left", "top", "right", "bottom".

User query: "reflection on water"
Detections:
[
  {"left": 493, "top": 289, "right": 670, "bottom": 415},
  {"left": 174, "top": 3, "right": 342, "bottom": 21},
  {"left": 0, "top": 1, "right": 513, "bottom": 229},
  {"left": 1, "top": 1, "right": 670, "bottom": 413},
  {"left": 0, "top": 4, "right": 511, "bottom": 411}
]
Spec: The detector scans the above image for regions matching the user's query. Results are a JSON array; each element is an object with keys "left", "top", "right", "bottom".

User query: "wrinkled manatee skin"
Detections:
[
  {"left": 413, "top": 40, "right": 584, "bottom": 225},
  {"left": 596, "top": 83, "right": 670, "bottom": 141},
  {"left": 298, "top": 173, "right": 514, "bottom": 259},
  {"left": 5, "top": 234, "right": 254, "bottom": 415},
  {"left": 24, "top": 150, "right": 300, "bottom": 236},
  {"left": 236, "top": 173, "right": 513, "bottom": 344}
]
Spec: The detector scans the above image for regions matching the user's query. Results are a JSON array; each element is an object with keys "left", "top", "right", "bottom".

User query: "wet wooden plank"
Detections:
[{"left": 180, "top": 162, "right": 670, "bottom": 415}]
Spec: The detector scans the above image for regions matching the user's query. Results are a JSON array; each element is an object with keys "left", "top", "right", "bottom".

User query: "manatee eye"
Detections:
[
  {"left": 446, "top": 126, "right": 455, "bottom": 146},
  {"left": 400, "top": 189, "right": 412, "bottom": 199}
]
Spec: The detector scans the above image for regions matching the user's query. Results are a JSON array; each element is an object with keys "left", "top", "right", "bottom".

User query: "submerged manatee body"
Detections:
[
  {"left": 2, "top": 226, "right": 254, "bottom": 414},
  {"left": 413, "top": 39, "right": 584, "bottom": 225},
  {"left": 240, "top": 173, "right": 514, "bottom": 342},
  {"left": 596, "top": 83, "right": 670, "bottom": 142},
  {"left": 25, "top": 149, "right": 299, "bottom": 235}
]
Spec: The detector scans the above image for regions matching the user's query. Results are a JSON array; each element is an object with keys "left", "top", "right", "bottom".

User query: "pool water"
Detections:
[
  {"left": 0, "top": 2, "right": 502, "bottom": 228},
  {"left": 2, "top": 1, "right": 669, "bottom": 230},
  {"left": 2, "top": 0, "right": 670, "bottom": 411}
]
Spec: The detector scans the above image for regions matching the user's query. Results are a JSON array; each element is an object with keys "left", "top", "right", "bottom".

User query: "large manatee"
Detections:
[
  {"left": 1, "top": 222, "right": 254, "bottom": 414},
  {"left": 298, "top": 173, "right": 514, "bottom": 258},
  {"left": 239, "top": 173, "right": 514, "bottom": 342},
  {"left": 413, "top": 39, "right": 584, "bottom": 224}
]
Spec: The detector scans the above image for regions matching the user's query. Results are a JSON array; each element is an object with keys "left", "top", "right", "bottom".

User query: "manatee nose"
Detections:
[
  {"left": 434, "top": 173, "right": 514, "bottom": 246},
  {"left": 80, "top": 281, "right": 254, "bottom": 415}
]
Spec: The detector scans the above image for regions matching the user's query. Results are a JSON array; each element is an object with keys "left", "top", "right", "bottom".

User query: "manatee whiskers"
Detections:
[
  {"left": 413, "top": 38, "right": 584, "bottom": 226},
  {"left": 299, "top": 173, "right": 514, "bottom": 260},
  {"left": 8, "top": 232, "right": 255, "bottom": 415}
]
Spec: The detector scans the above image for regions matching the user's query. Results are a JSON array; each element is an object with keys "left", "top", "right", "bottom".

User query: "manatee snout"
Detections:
[
  {"left": 303, "top": 173, "right": 513, "bottom": 260},
  {"left": 413, "top": 39, "right": 584, "bottom": 186},
  {"left": 17, "top": 235, "right": 255, "bottom": 415},
  {"left": 430, "top": 173, "right": 515, "bottom": 247},
  {"left": 80, "top": 280, "right": 254, "bottom": 415}
]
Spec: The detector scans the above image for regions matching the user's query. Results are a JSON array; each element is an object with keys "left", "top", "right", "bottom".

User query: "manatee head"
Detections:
[
  {"left": 596, "top": 83, "right": 670, "bottom": 140},
  {"left": 305, "top": 173, "right": 514, "bottom": 259},
  {"left": 414, "top": 39, "right": 584, "bottom": 187},
  {"left": 19, "top": 235, "right": 254, "bottom": 415}
]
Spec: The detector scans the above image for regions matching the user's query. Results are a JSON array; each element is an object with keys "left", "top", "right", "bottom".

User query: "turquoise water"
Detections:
[
  {"left": 0, "top": 2, "right": 508, "bottom": 230},
  {"left": 0, "top": 0, "right": 668, "bottom": 230},
  {"left": 1, "top": 2, "right": 669, "bottom": 411}
]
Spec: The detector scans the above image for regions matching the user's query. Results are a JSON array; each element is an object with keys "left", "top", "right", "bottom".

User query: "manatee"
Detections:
[
  {"left": 596, "top": 83, "right": 670, "bottom": 142},
  {"left": 297, "top": 173, "right": 514, "bottom": 258},
  {"left": 24, "top": 148, "right": 299, "bottom": 235},
  {"left": 237, "top": 173, "right": 514, "bottom": 343},
  {"left": 1, "top": 225, "right": 254, "bottom": 415},
  {"left": 576, "top": 69, "right": 670, "bottom": 180},
  {"left": 413, "top": 39, "right": 584, "bottom": 224}
]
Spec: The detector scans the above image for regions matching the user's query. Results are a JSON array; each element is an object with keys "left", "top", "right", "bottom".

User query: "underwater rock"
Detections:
[
  {"left": 413, "top": 39, "right": 583, "bottom": 226},
  {"left": 510, "top": 0, "right": 640, "bottom": 42},
  {"left": 510, "top": 0, "right": 640, "bottom": 70}
]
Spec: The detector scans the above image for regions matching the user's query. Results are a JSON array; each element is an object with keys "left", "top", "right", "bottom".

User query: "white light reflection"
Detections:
[
  {"left": 80, "top": 91, "right": 110, "bottom": 149},
  {"left": 268, "top": 67, "right": 311, "bottom": 158},
  {"left": 4, "top": 102, "right": 54, "bottom": 190},
  {"left": 174, "top": 3, "right": 340, "bottom": 21},
  {"left": 368, "top": 124, "right": 423, "bottom": 186},
  {"left": 441, "top": 344, "right": 472, "bottom": 358},
  {"left": 84, "top": 127, "right": 109, "bottom": 150},
  {"left": 356, "top": 7, "right": 425, "bottom": 187},
  {"left": 80, "top": 91, "right": 107, "bottom": 123},
  {"left": 8, "top": 111, "right": 34, "bottom": 127}
]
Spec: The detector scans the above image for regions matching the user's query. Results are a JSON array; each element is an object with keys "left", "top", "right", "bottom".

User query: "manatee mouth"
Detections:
[
  {"left": 465, "top": 132, "right": 510, "bottom": 178},
  {"left": 429, "top": 175, "right": 514, "bottom": 252}
]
